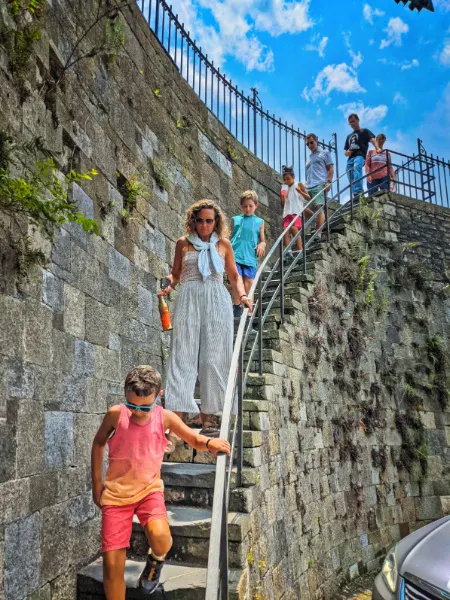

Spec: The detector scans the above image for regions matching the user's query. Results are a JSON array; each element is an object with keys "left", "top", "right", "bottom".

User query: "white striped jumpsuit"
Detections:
[{"left": 164, "top": 249, "right": 233, "bottom": 414}]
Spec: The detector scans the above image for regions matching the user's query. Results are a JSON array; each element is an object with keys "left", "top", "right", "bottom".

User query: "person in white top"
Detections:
[{"left": 280, "top": 165, "right": 311, "bottom": 252}]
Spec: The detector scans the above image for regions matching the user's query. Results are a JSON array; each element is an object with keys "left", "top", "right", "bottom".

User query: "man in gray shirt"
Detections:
[{"left": 305, "top": 133, "right": 334, "bottom": 237}]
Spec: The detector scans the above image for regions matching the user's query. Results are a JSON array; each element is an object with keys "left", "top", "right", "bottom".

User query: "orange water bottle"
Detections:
[{"left": 157, "top": 293, "right": 172, "bottom": 331}]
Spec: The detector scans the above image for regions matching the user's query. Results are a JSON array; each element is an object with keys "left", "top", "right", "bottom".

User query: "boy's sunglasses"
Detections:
[
  {"left": 195, "top": 217, "right": 215, "bottom": 224},
  {"left": 307, "top": 140, "right": 316, "bottom": 146},
  {"left": 123, "top": 401, "right": 156, "bottom": 413}
]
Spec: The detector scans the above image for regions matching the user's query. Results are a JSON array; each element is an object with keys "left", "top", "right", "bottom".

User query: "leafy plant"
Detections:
[
  {"left": 117, "top": 172, "right": 144, "bottom": 224},
  {"left": 0, "top": 159, "right": 99, "bottom": 235},
  {"left": 354, "top": 196, "right": 383, "bottom": 225},
  {"left": 7, "top": 0, "right": 45, "bottom": 18},
  {"left": 176, "top": 117, "right": 190, "bottom": 129},
  {"left": 0, "top": 135, "right": 99, "bottom": 276},
  {"left": 226, "top": 144, "right": 240, "bottom": 162},
  {"left": 427, "top": 335, "right": 450, "bottom": 409},
  {"left": 149, "top": 159, "right": 169, "bottom": 192}
]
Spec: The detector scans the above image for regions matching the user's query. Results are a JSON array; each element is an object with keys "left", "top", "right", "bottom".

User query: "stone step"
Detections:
[
  {"left": 129, "top": 507, "right": 250, "bottom": 567},
  {"left": 77, "top": 558, "right": 241, "bottom": 599},
  {"left": 162, "top": 462, "right": 258, "bottom": 493},
  {"left": 164, "top": 412, "right": 267, "bottom": 465}
]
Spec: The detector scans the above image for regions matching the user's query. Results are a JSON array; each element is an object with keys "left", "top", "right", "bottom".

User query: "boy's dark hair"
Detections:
[
  {"left": 282, "top": 165, "right": 295, "bottom": 177},
  {"left": 348, "top": 113, "right": 359, "bottom": 121},
  {"left": 306, "top": 133, "right": 318, "bottom": 141},
  {"left": 124, "top": 365, "right": 162, "bottom": 397}
]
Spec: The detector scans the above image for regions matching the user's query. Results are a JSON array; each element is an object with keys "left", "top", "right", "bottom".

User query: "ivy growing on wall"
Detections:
[{"left": 0, "top": 132, "right": 99, "bottom": 277}]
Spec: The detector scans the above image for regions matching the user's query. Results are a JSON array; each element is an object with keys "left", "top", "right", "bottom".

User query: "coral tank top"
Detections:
[{"left": 101, "top": 403, "right": 168, "bottom": 506}]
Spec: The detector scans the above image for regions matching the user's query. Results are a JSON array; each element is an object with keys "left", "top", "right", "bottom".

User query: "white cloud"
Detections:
[
  {"left": 434, "top": 0, "right": 450, "bottom": 11},
  {"left": 439, "top": 39, "right": 450, "bottom": 66},
  {"left": 306, "top": 35, "right": 328, "bottom": 58},
  {"left": 380, "top": 17, "right": 409, "bottom": 49},
  {"left": 393, "top": 92, "right": 407, "bottom": 105},
  {"left": 167, "top": 0, "right": 277, "bottom": 72},
  {"left": 349, "top": 50, "right": 363, "bottom": 68},
  {"left": 303, "top": 63, "right": 366, "bottom": 102},
  {"left": 401, "top": 59, "right": 419, "bottom": 70},
  {"left": 254, "top": 0, "right": 314, "bottom": 36},
  {"left": 342, "top": 33, "right": 364, "bottom": 69},
  {"left": 363, "top": 4, "right": 385, "bottom": 24},
  {"left": 337, "top": 102, "right": 388, "bottom": 127}
]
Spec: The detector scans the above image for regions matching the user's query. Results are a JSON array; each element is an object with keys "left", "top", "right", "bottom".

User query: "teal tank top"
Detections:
[{"left": 231, "top": 215, "right": 263, "bottom": 268}]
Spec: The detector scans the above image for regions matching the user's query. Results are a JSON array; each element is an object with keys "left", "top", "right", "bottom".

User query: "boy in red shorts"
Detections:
[
  {"left": 280, "top": 165, "right": 311, "bottom": 252},
  {"left": 91, "top": 365, "right": 230, "bottom": 598}
]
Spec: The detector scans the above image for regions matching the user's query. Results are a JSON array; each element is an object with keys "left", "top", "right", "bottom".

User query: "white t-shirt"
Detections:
[{"left": 281, "top": 182, "right": 304, "bottom": 218}]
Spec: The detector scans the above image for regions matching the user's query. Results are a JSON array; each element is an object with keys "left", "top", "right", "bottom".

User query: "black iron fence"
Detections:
[
  {"left": 392, "top": 140, "right": 450, "bottom": 208},
  {"left": 135, "top": 0, "right": 339, "bottom": 184}
]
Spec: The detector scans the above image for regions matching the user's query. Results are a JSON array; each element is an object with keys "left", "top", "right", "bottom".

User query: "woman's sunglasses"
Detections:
[
  {"left": 123, "top": 401, "right": 156, "bottom": 413},
  {"left": 195, "top": 217, "right": 215, "bottom": 224}
]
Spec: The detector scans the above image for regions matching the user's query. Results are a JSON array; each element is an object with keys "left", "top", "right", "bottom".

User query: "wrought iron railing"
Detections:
[
  {"left": 391, "top": 140, "right": 450, "bottom": 207},
  {"left": 134, "top": 0, "right": 340, "bottom": 184}
]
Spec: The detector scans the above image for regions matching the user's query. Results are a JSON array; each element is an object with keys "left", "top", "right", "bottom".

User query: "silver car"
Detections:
[{"left": 373, "top": 516, "right": 450, "bottom": 600}]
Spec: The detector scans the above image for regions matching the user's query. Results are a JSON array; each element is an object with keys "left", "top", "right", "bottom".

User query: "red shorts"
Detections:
[
  {"left": 101, "top": 491, "right": 167, "bottom": 552},
  {"left": 282, "top": 214, "right": 302, "bottom": 229}
]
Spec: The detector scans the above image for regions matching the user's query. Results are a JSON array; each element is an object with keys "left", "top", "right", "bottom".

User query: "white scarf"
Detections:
[{"left": 187, "top": 233, "right": 224, "bottom": 281}]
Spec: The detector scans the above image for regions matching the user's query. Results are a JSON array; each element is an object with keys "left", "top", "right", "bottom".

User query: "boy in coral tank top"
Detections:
[{"left": 91, "top": 365, "right": 230, "bottom": 598}]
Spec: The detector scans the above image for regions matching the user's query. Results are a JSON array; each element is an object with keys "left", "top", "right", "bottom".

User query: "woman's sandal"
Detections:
[{"left": 199, "top": 426, "right": 220, "bottom": 438}]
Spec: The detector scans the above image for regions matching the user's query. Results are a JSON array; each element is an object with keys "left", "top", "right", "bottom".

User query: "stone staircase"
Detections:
[
  {"left": 77, "top": 223, "right": 343, "bottom": 599},
  {"left": 77, "top": 405, "right": 267, "bottom": 598}
]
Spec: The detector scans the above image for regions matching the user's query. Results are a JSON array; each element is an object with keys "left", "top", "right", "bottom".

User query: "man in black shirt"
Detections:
[{"left": 344, "top": 113, "right": 380, "bottom": 199}]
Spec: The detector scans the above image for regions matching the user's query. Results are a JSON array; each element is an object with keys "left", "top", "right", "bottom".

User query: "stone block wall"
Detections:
[
  {"left": 0, "top": 2, "right": 281, "bottom": 598},
  {"left": 240, "top": 194, "right": 450, "bottom": 600}
]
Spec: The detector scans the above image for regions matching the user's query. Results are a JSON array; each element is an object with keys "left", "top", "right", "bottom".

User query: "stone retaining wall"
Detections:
[
  {"left": 0, "top": 2, "right": 281, "bottom": 598},
  {"left": 240, "top": 193, "right": 450, "bottom": 599}
]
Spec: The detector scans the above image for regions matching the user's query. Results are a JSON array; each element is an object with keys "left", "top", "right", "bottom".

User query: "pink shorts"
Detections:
[
  {"left": 282, "top": 214, "right": 302, "bottom": 229},
  {"left": 101, "top": 491, "right": 167, "bottom": 552}
]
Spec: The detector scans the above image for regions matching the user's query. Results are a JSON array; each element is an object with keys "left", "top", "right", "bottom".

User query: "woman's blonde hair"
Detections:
[{"left": 185, "top": 199, "right": 229, "bottom": 238}]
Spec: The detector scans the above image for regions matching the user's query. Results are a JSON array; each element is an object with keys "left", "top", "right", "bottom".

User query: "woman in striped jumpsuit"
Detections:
[{"left": 162, "top": 200, "right": 253, "bottom": 441}]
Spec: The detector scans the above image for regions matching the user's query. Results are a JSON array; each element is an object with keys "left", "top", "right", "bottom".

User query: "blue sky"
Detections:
[{"left": 164, "top": 0, "right": 450, "bottom": 165}]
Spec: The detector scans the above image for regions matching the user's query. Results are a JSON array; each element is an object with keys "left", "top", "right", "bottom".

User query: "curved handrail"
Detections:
[{"left": 205, "top": 168, "right": 354, "bottom": 598}]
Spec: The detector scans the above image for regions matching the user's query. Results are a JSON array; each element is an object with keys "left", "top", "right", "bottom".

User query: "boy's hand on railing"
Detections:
[
  {"left": 241, "top": 295, "right": 253, "bottom": 314},
  {"left": 92, "top": 480, "right": 105, "bottom": 508},
  {"left": 367, "top": 176, "right": 372, "bottom": 183},
  {"left": 207, "top": 438, "right": 231, "bottom": 456},
  {"left": 255, "top": 241, "right": 266, "bottom": 258}
]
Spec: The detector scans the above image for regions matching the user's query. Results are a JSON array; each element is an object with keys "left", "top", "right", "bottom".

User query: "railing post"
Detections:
[
  {"left": 418, "top": 138, "right": 425, "bottom": 202},
  {"left": 386, "top": 149, "right": 391, "bottom": 192},
  {"left": 154, "top": 0, "right": 160, "bottom": 38},
  {"left": 236, "top": 345, "right": 243, "bottom": 488},
  {"left": 333, "top": 133, "right": 340, "bottom": 201},
  {"left": 252, "top": 88, "right": 258, "bottom": 156},
  {"left": 301, "top": 224, "right": 306, "bottom": 275},
  {"left": 279, "top": 242, "right": 284, "bottom": 322},
  {"left": 349, "top": 167, "right": 354, "bottom": 222},
  {"left": 258, "top": 277, "right": 263, "bottom": 376},
  {"left": 219, "top": 476, "right": 229, "bottom": 600},
  {"left": 324, "top": 189, "right": 330, "bottom": 240}
]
